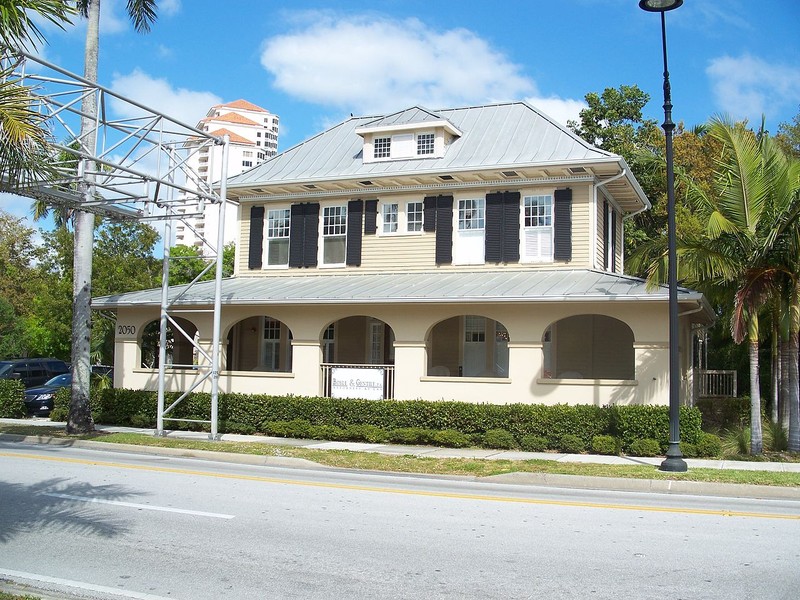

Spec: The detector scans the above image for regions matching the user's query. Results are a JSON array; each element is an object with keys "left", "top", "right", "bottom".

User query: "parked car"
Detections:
[
  {"left": 23, "top": 373, "right": 71, "bottom": 417},
  {"left": 0, "top": 358, "right": 69, "bottom": 388}
]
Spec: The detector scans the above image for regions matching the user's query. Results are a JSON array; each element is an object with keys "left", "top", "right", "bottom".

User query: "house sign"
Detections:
[{"left": 331, "top": 367, "right": 385, "bottom": 400}]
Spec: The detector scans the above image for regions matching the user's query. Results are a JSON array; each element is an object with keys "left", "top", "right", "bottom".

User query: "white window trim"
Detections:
[
  {"left": 376, "top": 200, "right": 425, "bottom": 236},
  {"left": 262, "top": 206, "right": 291, "bottom": 270},
  {"left": 319, "top": 204, "right": 348, "bottom": 268},
  {"left": 453, "top": 198, "right": 485, "bottom": 265},
  {"left": 521, "top": 194, "right": 554, "bottom": 263}
]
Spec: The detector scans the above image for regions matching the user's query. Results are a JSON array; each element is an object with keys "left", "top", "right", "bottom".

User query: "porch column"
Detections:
[
  {"left": 634, "top": 342, "right": 669, "bottom": 405},
  {"left": 392, "top": 341, "right": 427, "bottom": 400},
  {"left": 508, "top": 342, "right": 542, "bottom": 402},
  {"left": 291, "top": 339, "right": 323, "bottom": 396}
]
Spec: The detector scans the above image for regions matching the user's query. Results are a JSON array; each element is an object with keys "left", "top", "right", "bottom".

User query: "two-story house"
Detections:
[{"left": 95, "top": 102, "right": 713, "bottom": 406}]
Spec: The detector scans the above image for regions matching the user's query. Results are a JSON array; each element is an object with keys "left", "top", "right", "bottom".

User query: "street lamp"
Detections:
[{"left": 639, "top": 0, "right": 687, "bottom": 472}]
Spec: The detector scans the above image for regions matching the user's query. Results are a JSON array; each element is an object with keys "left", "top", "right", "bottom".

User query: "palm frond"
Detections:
[{"left": 126, "top": 0, "right": 157, "bottom": 33}]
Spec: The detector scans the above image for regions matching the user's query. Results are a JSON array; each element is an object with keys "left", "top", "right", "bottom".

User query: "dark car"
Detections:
[
  {"left": 0, "top": 358, "right": 70, "bottom": 388},
  {"left": 23, "top": 373, "right": 72, "bottom": 417}
]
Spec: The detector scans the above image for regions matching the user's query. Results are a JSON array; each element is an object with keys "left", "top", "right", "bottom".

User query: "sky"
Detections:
[{"left": 3, "top": 0, "right": 799, "bottom": 229}]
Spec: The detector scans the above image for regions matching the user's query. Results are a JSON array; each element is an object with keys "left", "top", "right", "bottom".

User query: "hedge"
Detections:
[
  {"left": 67, "top": 388, "right": 703, "bottom": 451},
  {"left": 0, "top": 380, "right": 26, "bottom": 418}
]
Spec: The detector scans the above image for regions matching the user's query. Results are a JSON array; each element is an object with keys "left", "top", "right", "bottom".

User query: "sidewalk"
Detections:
[{"left": 5, "top": 417, "right": 800, "bottom": 473}]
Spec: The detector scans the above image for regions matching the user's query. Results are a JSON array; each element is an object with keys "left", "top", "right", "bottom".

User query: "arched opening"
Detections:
[
  {"left": 320, "top": 316, "right": 395, "bottom": 365},
  {"left": 139, "top": 317, "right": 198, "bottom": 369},
  {"left": 226, "top": 316, "right": 293, "bottom": 372},
  {"left": 542, "top": 314, "right": 634, "bottom": 379},
  {"left": 427, "top": 315, "right": 509, "bottom": 377}
]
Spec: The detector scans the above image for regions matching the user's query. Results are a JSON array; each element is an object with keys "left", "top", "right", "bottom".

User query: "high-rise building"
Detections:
[{"left": 174, "top": 100, "right": 279, "bottom": 254}]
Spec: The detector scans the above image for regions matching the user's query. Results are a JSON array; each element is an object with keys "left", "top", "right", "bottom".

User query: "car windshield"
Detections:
[
  {"left": 0, "top": 363, "right": 12, "bottom": 377},
  {"left": 45, "top": 374, "right": 71, "bottom": 386}
]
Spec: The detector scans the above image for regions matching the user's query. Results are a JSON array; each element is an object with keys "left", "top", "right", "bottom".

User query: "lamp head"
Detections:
[{"left": 639, "top": 0, "right": 683, "bottom": 12}]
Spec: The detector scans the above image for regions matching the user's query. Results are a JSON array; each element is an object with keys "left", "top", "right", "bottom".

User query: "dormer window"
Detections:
[
  {"left": 417, "top": 132, "right": 435, "bottom": 155},
  {"left": 374, "top": 137, "right": 391, "bottom": 159}
]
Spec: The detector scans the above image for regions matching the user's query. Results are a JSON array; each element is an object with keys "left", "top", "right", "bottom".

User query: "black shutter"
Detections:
[
  {"left": 364, "top": 199, "right": 378, "bottom": 235},
  {"left": 485, "top": 192, "right": 503, "bottom": 263},
  {"left": 602, "top": 200, "right": 609, "bottom": 270},
  {"left": 553, "top": 188, "right": 572, "bottom": 262},
  {"left": 423, "top": 196, "right": 437, "bottom": 232},
  {"left": 248, "top": 206, "right": 264, "bottom": 269},
  {"left": 611, "top": 209, "right": 618, "bottom": 272},
  {"left": 288, "top": 203, "right": 305, "bottom": 268},
  {"left": 303, "top": 203, "right": 319, "bottom": 267},
  {"left": 502, "top": 191, "right": 520, "bottom": 263},
  {"left": 435, "top": 195, "right": 453, "bottom": 265},
  {"left": 346, "top": 199, "right": 363, "bottom": 266}
]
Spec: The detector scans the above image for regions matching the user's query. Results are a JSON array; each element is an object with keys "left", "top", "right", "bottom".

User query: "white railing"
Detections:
[
  {"left": 321, "top": 363, "right": 395, "bottom": 399},
  {"left": 698, "top": 370, "right": 737, "bottom": 398}
]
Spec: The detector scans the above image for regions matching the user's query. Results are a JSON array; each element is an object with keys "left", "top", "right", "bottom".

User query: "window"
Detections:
[
  {"left": 262, "top": 319, "right": 281, "bottom": 371},
  {"left": 243, "top": 151, "right": 253, "bottom": 157},
  {"left": 323, "top": 323, "right": 335, "bottom": 362},
  {"left": 523, "top": 195, "right": 553, "bottom": 262},
  {"left": 407, "top": 202, "right": 423, "bottom": 232},
  {"left": 266, "top": 208, "right": 290, "bottom": 266},
  {"left": 417, "top": 132, "right": 435, "bottom": 155},
  {"left": 322, "top": 205, "right": 347, "bottom": 265},
  {"left": 257, "top": 132, "right": 262, "bottom": 137},
  {"left": 242, "top": 160, "right": 252, "bottom": 167},
  {"left": 459, "top": 199, "right": 485, "bottom": 230},
  {"left": 374, "top": 137, "right": 391, "bottom": 159},
  {"left": 382, "top": 203, "right": 398, "bottom": 233}
]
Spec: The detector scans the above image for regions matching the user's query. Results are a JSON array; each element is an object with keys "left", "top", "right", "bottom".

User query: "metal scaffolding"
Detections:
[{"left": 5, "top": 50, "right": 230, "bottom": 438}]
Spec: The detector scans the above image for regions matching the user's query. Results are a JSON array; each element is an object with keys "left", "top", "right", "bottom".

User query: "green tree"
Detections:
[
  {"left": 168, "top": 242, "right": 236, "bottom": 285},
  {"left": 69, "top": 0, "right": 158, "bottom": 434},
  {"left": 775, "top": 105, "right": 800, "bottom": 158}
]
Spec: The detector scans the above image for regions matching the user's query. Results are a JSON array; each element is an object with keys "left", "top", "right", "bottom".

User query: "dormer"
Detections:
[{"left": 355, "top": 106, "right": 462, "bottom": 163}]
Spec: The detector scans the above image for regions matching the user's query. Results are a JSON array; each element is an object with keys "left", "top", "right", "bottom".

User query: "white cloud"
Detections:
[
  {"left": 109, "top": 69, "right": 222, "bottom": 126},
  {"left": 524, "top": 96, "right": 587, "bottom": 128},
  {"left": 706, "top": 54, "right": 800, "bottom": 124},
  {"left": 260, "top": 13, "right": 534, "bottom": 114},
  {"left": 159, "top": 0, "right": 182, "bottom": 17}
]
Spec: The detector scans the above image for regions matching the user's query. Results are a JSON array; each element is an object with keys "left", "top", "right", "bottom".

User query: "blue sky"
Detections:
[{"left": 3, "top": 0, "right": 799, "bottom": 227}]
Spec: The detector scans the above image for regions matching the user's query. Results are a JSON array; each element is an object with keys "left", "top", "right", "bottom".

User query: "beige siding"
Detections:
[
  {"left": 361, "top": 235, "right": 436, "bottom": 271},
  {"left": 595, "top": 193, "right": 606, "bottom": 269},
  {"left": 614, "top": 210, "right": 624, "bottom": 274},
  {"left": 566, "top": 184, "right": 591, "bottom": 268}
]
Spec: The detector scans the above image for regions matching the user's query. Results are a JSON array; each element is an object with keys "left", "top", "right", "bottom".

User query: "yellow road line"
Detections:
[{"left": 2, "top": 450, "right": 799, "bottom": 520}]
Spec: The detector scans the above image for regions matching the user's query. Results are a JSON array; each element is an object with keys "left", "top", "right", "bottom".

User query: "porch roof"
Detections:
[{"left": 93, "top": 269, "right": 712, "bottom": 320}]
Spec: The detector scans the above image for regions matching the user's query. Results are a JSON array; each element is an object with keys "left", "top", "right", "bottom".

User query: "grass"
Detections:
[{"left": 2, "top": 424, "right": 799, "bottom": 487}]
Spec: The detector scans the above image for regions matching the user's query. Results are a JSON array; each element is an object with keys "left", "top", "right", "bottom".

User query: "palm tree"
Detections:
[
  {"left": 0, "top": 1, "right": 75, "bottom": 189},
  {"left": 67, "top": 0, "right": 157, "bottom": 434},
  {"left": 630, "top": 116, "right": 800, "bottom": 455}
]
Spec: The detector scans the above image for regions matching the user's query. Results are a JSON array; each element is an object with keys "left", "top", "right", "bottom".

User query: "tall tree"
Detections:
[{"left": 68, "top": 0, "right": 157, "bottom": 434}]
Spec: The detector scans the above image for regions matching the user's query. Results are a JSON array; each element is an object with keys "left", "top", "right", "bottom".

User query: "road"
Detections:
[{"left": 1, "top": 441, "right": 799, "bottom": 600}]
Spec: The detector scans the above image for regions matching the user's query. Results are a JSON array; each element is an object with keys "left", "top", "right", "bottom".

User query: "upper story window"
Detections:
[
  {"left": 382, "top": 203, "right": 398, "bottom": 233},
  {"left": 454, "top": 198, "right": 485, "bottom": 265},
  {"left": 459, "top": 198, "right": 485, "bottom": 230},
  {"left": 243, "top": 151, "right": 253, "bottom": 157},
  {"left": 322, "top": 205, "right": 347, "bottom": 265},
  {"left": 522, "top": 195, "right": 553, "bottom": 262},
  {"left": 407, "top": 201, "right": 423, "bottom": 232},
  {"left": 242, "top": 160, "right": 252, "bottom": 167},
  {"left": 266, "top": 208, "right": 290, "bottom": 266},
  {"left": 374, "top": 137, "right": 391, "bottom": 159},
  {"left": 417, "top": 132, "right": 435, "bottom": 155}
]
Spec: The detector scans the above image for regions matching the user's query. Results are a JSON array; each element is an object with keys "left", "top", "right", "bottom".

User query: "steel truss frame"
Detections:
[{"left": 5, "top": 50, "right": 230, "bottom": 438}]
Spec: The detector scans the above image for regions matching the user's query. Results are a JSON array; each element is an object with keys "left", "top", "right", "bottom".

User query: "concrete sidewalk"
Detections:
[{"left": 5, "top": 417, "right": 800, "bottom": 473}]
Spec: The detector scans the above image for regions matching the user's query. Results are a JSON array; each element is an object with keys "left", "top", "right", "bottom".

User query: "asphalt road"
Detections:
[{"left": 1, "top": 441, "right": 799, "bottom": 600}]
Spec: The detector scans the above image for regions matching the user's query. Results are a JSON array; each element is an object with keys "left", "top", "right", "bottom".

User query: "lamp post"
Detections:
[{"left": 639, "top": 0, "right": 687, "bottom": 472}]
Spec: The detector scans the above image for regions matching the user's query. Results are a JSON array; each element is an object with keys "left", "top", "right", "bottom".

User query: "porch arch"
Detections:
[
  {"left": 426, "top": 315, "right": 510, "bottom": 377},
  {"left": 226, "top": 316, "right": 293, "bottom": 372},
  {"left": 542, "top": 314, "right": 634, "bottom": 379},
  {"left": 320, "top": 315, "right": 396, "bottom": 365},
  {"left": 139, "top": 317, "right": 198, "bottom": 369}
]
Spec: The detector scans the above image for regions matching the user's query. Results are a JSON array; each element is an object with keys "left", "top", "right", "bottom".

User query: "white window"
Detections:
[
  {"left": 323, "top": 323, "right": 335, "bottom": 362},
  {"left": 454, "top": 198, "right": 485, "bottom": 265},
  {"left": 322, "top": 205, "right": 347, "bottom": 265},
  {"left": 407, "top": 201, "right": 423, "bottom": 232},
  {"left": 374, "top": 137, "right": 391, "bottom": 159},
  {"left": 262, "top": 319, "right": 281, "bottom": 371},
  {"left": 417, "top": 132, "right": 435, "bottom": 155},
  {"left": 382, "top": 203, "right": 398, "bottom": 233},
  {"left": 265, "top": 208, "right": 290, "bottom": 266},
  {"left": 522, "top": 195, "right": 553, "bottom": 262},
  {"left": 243, "top": 151, "right": 253, "bottom": 157}
]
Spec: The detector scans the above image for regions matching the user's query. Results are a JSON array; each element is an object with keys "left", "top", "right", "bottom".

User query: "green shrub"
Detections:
[
  {"left": 695, "top": 396, "right": 751, "bottom": 430},
  {"left": 520, "top": 434, "right": 549, "bottom": 452},
  {"left": 612, "top": 405, "right": 702, "bottom": 451},
  {"left": 558, "top": 433, "right": 585, "bottom": 454},
  {"left": 343, "top": 424, "right": 388, "bottom": 443},
  {"left": 696, "top": 432, "right": 722, "bottom": 458},
  {"left": 721, "top": 425, "right": 750, "bottom": 456},
  {"left": 481, "top": 428, "right": 517, "bottom": 449},
  {"left": 307, "top": 424, "right": 347, "bottom": 441},
  {"left": 130, "top": 413, "right": 155, "bottom": 428},
  {"left": 49, "top": 407, "right": 68, "bottom": 422},
  {"left": 591, "top": 435, "right": 620, "bottom": 456},
  {"left": 679, "top": 441, "right": 698, "bottom": 458},
  {"left": 431, "top": 429, "right": 472, "bottom": 448},
  {"left": 387, "top": 427, "right": 432, "bottom": 445},
  {"left": 0, "top": 380, "right": 26, "bottom": 418},
  {"left": 264, "top": 419, "right": 312, "bottom": 438},
  {"left": 628, "top": 438, "right": 661, "bottom": 457},
  {"left": 764, "top": 420, "right": 788, "bottom": 452},
  {"left": 219, "top": 421, "right": 256, "bottom": 435}
]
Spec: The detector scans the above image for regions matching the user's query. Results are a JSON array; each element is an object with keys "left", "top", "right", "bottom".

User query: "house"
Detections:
[
  {"left": 94, "top": 102, "right": 713, "bottom": 406},
  {"left": 174, "top": 100, "right": 280, "bottom": 255}
]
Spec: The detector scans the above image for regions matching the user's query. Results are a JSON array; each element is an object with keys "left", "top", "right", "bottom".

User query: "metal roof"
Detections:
[
  {"left": 93, "top": 269, "right": 709, "bottom": 316},
  {"left": 225, "top": 102, "right": 621, "bottom": 188}
]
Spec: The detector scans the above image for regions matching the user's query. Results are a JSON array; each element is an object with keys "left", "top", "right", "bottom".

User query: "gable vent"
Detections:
[
  {"left": 303, "top": 184, "right": 318, "bottom": 190},
  {"left": 569, "top": 167, "right": 587, "bottom": 174},
  {"left": 501, "top": 171, "right": 520, "bottom": 178},
  {"left": 359, "top": 180, "right": 375, "bottom": 187},
  {"left": 439, "top": 175, "right": 455, "bottom": 181}
]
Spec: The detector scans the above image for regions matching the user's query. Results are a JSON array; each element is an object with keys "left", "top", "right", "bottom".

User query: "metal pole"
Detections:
[
  {"left": 657, "top": 9, "right": 687, "bottom": 472},
  {"left": 156, "top": 201, "right": 171, "bottom": 436},
  {"left": 209, "top": 135, "right": 230, "bottom": 440}
]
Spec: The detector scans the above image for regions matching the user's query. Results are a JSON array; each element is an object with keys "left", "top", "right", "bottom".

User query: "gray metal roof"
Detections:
[
  {"left": 226, "top": 102, "right": 619, "bottom": 188},
  {"left": 359, "top": 106, "right": 452, "bottom": 129},
  {"left": 93, "top": 269, "right": 708, "bottom": 312}
]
